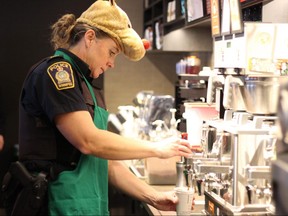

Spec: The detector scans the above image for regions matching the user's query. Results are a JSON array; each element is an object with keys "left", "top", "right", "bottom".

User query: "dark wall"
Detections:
[
  {"left": 0, "top": 0, "right": 101, "bottom": 182},
  {"left": 0, "top": 0, "right": 100, "bottom": 148}
]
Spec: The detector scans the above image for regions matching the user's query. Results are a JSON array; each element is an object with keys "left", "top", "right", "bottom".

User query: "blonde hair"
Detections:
[{"left": 50, "top": 14, "right": 111, "bottom": 50}]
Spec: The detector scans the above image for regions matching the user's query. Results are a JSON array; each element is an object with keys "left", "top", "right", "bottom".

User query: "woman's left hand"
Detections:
[
  {"left": 150, "top": 190, "right": 195, "bottom": 212},
  {"left": 151, "top": 191, "right": 177, "bottom": 211}
]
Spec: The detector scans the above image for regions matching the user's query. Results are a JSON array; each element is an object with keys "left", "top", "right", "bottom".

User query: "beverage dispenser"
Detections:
[{"left": 198, "top": 22, "right": 288, "bottom": 215}]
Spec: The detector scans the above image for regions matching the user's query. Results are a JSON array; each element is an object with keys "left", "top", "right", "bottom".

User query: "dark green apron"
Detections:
[{"left": 48, "top": 50, "right": 109, "bottom": 216}]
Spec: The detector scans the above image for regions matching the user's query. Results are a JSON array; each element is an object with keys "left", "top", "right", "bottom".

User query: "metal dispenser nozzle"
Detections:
[
  {"left": 183, "top": 157, "right": 194, "bottom": 190},
  {"left": 184, "top": 165, "right": 192, "bottom": 188}
]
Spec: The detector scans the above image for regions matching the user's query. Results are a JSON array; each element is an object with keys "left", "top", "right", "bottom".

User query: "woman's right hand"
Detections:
[{"left": 154, "top": 137, "right": 193, "bottom": 159}]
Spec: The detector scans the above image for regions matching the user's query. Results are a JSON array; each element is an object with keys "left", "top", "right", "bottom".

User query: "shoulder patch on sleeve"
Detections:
[{"left": 47, "top": 61, "right": 75, "bottom": 90}]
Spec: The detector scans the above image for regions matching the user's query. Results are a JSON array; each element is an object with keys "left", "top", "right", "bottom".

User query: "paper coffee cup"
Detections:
[{"left": 175, "top": 187, "right": 194, "bottom": 215}]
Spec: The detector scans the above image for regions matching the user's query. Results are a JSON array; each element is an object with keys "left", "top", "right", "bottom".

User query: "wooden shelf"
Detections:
[
  {"left": 143, "top": 0, "right": 267, "bottom": 50},
  {"left": 163, "top": 15, "right": 185, "bottom": 34},
  {"left": 241, "top": 0, "right": 273, "bottom": 9},
  {"left": 185, "top": 15, "right": 211, "bottom": 29},
  {"left": 178, "top": 74, "right": 210, "bottom": 81}
]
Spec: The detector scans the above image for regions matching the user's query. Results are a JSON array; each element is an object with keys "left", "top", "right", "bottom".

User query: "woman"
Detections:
[{"left": 18, "top": 0, "right": 193, "bottom": 215}]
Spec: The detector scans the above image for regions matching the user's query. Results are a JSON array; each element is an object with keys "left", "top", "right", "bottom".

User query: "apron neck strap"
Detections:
[{"left": 54, "top": 50, "right": 97, "bottom": 107}]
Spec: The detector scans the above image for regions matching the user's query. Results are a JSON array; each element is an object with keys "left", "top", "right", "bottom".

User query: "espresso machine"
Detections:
[
  {"left": 175, "top": 22, "right": 288, "bottom": 215},
  {"left": 204, "top": 23, "right": 288, "bottom": 216},
  {"left": 202, "top": 112, "right": 278, "bottom": 215}
]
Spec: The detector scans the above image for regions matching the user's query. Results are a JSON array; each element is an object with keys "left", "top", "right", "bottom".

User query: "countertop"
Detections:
[
  {"left": 142, "top": 185, "right": 205, "bottom": 216},
  {"left": 124, "top": 160, "right": 205, "bottom": 216}
]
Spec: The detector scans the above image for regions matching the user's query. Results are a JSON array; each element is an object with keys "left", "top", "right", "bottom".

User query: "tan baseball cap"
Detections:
[{"left": 77, "top": 0, "right": 146, "bottom": 61}]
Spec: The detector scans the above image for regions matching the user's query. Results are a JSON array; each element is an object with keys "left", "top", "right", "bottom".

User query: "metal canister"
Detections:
[
  {"left": 207, "top": 127, "right": 217, "bottom": 152},
  {"left": 201, "top": 125, "right": 217, "bottom": 154},
  {"left": 221, "top": 132, "right": 231, "bottom": 155},
  {"left": 220, "top": 132, "right": 232, "bottom": 165}
]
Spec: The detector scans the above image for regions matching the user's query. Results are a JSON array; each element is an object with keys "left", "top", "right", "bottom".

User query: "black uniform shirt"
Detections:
[{"left": 19, "top": 49, "right": 96, "bottom": 167}]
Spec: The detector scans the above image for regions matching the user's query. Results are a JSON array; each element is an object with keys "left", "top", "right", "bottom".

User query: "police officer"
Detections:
[{"left": 18, "top": 0, "right": 193, "bottom": 215}]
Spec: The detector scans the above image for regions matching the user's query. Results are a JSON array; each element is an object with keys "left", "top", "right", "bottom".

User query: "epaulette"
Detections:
[{"left": 46, "top": 55, "right": 64, "bottom": 63}]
